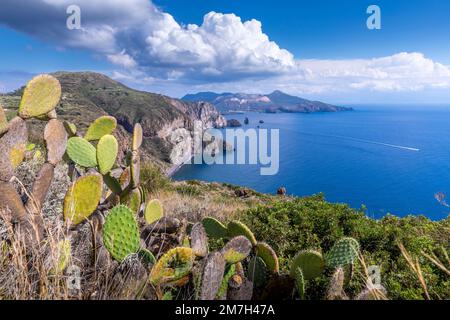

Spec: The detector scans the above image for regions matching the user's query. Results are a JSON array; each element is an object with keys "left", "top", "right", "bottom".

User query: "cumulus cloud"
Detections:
[{"left": 1, "top": 0, "right": 450, "bottom": 97}]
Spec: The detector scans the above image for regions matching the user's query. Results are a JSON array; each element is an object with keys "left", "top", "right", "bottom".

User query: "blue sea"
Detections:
[{"left": 173, "top": 105, "right": 450, "bottom": 220}]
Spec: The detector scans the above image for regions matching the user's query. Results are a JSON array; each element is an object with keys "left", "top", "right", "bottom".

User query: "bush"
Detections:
[
  {"left": 140, "top": 163, "right": 170, "bottom": 194},
  {"left": 239, "top": 194, "right": 450, "bottom": 299}
]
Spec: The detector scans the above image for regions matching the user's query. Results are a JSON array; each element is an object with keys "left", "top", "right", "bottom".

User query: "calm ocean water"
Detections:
[{"left": 173, "top": 105, "right": 450, "bottom": 220}]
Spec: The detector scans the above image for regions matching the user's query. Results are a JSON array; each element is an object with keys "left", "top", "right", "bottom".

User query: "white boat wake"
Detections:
[{"left": 300, "top": 132, "right": 420, "bottom": 152}]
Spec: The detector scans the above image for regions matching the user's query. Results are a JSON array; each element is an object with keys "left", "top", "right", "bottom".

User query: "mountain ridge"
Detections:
[{"left": 182, "top": 90, "right": 352, "bottom": 113}]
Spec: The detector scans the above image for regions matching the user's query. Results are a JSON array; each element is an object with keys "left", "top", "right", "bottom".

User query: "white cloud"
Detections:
[{"left": 1, "top": 1, "right": 450, "bottom": 99}]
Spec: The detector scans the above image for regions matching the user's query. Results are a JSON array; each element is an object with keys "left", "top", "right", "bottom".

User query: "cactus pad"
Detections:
[
  {"left": 55, "top": 239, "right": 71, "bottom": 274},
  {"left": 0, "top": 117, "right": 28, "bottom": 181},
  {"left": 121, "top": 187, "right": 142, "bottom": 214},
  {"left": 190, "top": 222, "right": 208, "bottom": 257},
  {"left": 202, "top": 217, "right": 228, "bottom": 239},
  {"left": 130, "top": 150, "right": 140, "bottom": 188},
  {"left": 132, "top": 123, "right": 143, "bottom": 151},
  {"left": 144, "top": 199, "right": 164, "bottom": 225},
  {"left": 326, "top": 267, "right": 346, "bottom": 300},
  {"left": 66, "top": 137, "right": 98, "bottom": 168},
  {"left": 0, "top": 105, "right": 7, "bottom": 136},
  {"left": 247, "top": 256, "right": 268, "bottom": 289},
  {"left": 200, "top": 252, "right": 226, "bottom": 300},
  {"left": 63, "top": 121, "right": 77, "bottom": 137},
  {"left": 84, "top": 116, "right": 117, "bottom": 141},
  {"left": 149, "top": 247, "right": 195, "bottom": 285},
  {"left": 256, "top": 242, "right": 279, "bottom": 274},
  {"left": 97, "top": 134, "right": 118, "bottom": 175},
  {"left": 326, "top": 237, "right": 360, "bottom": 268},
  {"left": 290, "top": 250, "right": 325, "bottom": 280},
  {"left": 138, "top": 248, "right": 156, "bottom": 265},
  {"left": 44, "top": 119, "right": 68, "bottom": 165},
  {"left": 18, "top": 74, "right": 61, "bottom": 119},
  {"left": 63, "top": 174, "right": 103, "bottom": 225},
  {"left": 220, "top": 236, "right": 252, "bottom": 264},
  {"left": 103, "top": 205, "right": 140, "bottom": 262},
  {"left": 227, "top": 220, "right": 257, "bottom": 246},
  {"left": 294, "top": 267, "right": 305, "bottom": 299},
  {"left": 217, "top": 264, "right": 236, "bottom": 299},
  {"left": 9, "top": 143, "right": 26, "bottom": 168}
]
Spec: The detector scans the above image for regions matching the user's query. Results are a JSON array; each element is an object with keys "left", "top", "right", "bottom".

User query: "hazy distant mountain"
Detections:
[{"left": 182, "top": 90, "right": 352, "bottom": 113}]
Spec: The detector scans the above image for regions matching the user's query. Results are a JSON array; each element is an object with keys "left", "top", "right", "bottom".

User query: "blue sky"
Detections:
[{"left": 0, "top": 0, "right": 450, "bottom": 104}]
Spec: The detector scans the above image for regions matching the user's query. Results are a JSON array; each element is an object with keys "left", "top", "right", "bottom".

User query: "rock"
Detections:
[
  {"left": 227, "top": 119, "right": 242, "bottom": 127},
  {"left": 142, "top": 216, "right": 181, "bottom": 235},
  {"left": 235, "top": 188, "right": 250, "bottom": 198},
  {"left": 277, "top": 187, "right": 286, "bottom": 196}
]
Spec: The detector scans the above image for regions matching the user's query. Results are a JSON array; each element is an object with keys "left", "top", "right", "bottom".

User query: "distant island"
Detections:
[{"left": 182, "top": 90, "right": 353, "bottom": 114}]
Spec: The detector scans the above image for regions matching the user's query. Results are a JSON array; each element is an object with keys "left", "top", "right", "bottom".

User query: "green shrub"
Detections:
[{"left": 140, "top": 162, "right": 170, "bottom": 194}]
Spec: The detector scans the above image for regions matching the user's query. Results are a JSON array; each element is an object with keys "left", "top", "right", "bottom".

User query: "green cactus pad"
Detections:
[
  {"left": 149, "top": 247, "right": 195, "bottom": 285},
  {"left": 132, "top": 123, "right": 143, "bottom": 151},
  {"left": 55, "top": 239, "right": 71, "bottom": 274},
  {"left": 326, "top": 237, "right": 360, "bottom": 268},
  {"left": 294, "top": 267, "right": 305, "bottom": 299},
  {"left": 247, "top": 256, "right": 268, "bottom": 289},
  {"left": 84, "top": 116, "right": 117, "bottom": 141},
  {"left": 103, "top": 205, "right": 140, "bottom": 262},
  {"left": 227, "top": 220, "right": 257, "bottom": 246},
  {"left": 202, "top": 217, "right": 228, "bottom": 239},
  {"left": 144, "top": 199, "right": 164, "bottom": 225},
  {"left": 121, "top": 187, "right": 142, "bottom": 214},
  {"left": 18, "top": 74, "right": 61, "bottom": 119},
  {"left": 220, "top": 236, "right": 252, "bottom": 264},
  {"left": 63, "top": 121, "right": 77, "bottom": 137},
  {"left": 66, "top": 137, "right": 98, "bottom": 168},
  {"left": 103, "top": 174, "right": 122, "bottom": 195},
  {"left": 63, "top": 174, "right": 103, "bottom": 225},
  {"left": 138, "top": 248, "right": 156, "bottom": 265},
  {"left": 256, "top": 242, "right": 279, "bottom": 274},
  {"left": 290, "top": 250, "right": 325, "bottom": 280},
  {"left": 0, "top": 105, "right": 7, "bottom": 136},
  {"left": 217, "top": 264, "right": 236, "bottom": 299},
  {"left": 97, "top": 134, "right": 118, "bottom": 175}
]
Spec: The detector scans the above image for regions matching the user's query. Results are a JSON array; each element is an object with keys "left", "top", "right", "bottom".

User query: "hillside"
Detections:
[
  {"left": 1, "top": 72, "right": 226, "bottom": 170},
  {"left": 182, "top": 90, "right": 353, "bottom": 113}
]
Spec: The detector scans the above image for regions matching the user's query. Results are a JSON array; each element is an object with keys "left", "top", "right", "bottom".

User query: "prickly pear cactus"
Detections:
[
  {"left": 54, "top": 239, "right": 71, "bottom": 274},
  {"left": 66, "top": 137, "right": 98, "bottom": 168},
  {"left": 44, "top": 119, "right": 68, "bottom": 165},
  {"left": 227, "top": 220, "right": 257, "bottom": 246},
  {"left": 217, "top": 264, "right": 236, "bottom": 299},
  {"left": 144, "top": 199, "right": 164, "bottom": 225},
  {"left": 0, "top": 117, "right": 28, "bottom": 181},
  {"left": 256, "top": 242, "right": 279, "bottom": 274},
  {"left": 102, "top": 205, "right": 140, "bottom": 262},
  {"left": 295, "top": 267, "right": 305, "bottom": 299},
  {"left": 190, "top": 222, "right": 208, "bottom": 257},
  {"left": 130, "top": 151, "right": 140, "bottom": 188},
  {"left": 220, "top": 236, "right": 252, "bottom": 264},
  {"left": 121, "top": 187, "right": 142, "bottom": 214},
  {"left": 202, "top": 217, "right": 228, "bottom": 239},
  {"left": 18, "top": 74, "right": 61, "bottom": 119},
  {"left": 97, "top": 134, "right": 118, "bottom": 175},
  {"left": 149, "top": 247, "right": 195, "bottom": 286},
  {"left": 326, "top": 267, "right": 347, "bottom": 300},
  {"left": 132, "top": 123, "right": 143, "bottom": 151},
  {"left": 247, "top": 256, "right": 268, "bottom": 290},
  {"left": 326, "top": 237, "right": 360, "bottom": 268},
  {"left": 138, "top": 248, "right": 156, "bottom": 265},
  {"left": 200, "top": 252, "right": 226, "bottom": 300},
  {"left": 63, "top": 121, "right": 77, "bottom": 137},
  {"left": 84, "top": 116, "right": 117, "bottom": 141},
  {"left": 290, "top": 250, "right": 325, "bottom": 280},
  {"left": 63, "top": 174, "right": 103, "bottom": 225}
]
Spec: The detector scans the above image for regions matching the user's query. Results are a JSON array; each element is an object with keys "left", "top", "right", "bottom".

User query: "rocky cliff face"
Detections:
[{"left": 1, "top": 72, "right": 227, "bottom": 171}]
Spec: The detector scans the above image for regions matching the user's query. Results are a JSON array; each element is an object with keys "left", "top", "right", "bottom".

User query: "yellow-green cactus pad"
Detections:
[
  {"left": 84, "top": 116, "right": 117, "bottom": 141},
  {"left": 132, "top": 123, "right": 143, "bottom": 151},
  {"left": 220, "top": 236, "right": 252, "bottom": 264},
  {"left": 63, "top": 174, "right": 103, "bottom": 225},
  {"left": 290, "top": 250, "right": 324, "bottom": 280},
  {"left": 0, "top": 105, "right": 7, "bottom": 136},
  {"left": 121, "top": 187, "right": 142, "bottom": 214},
  {"left": 0, "top": 117, "right": 28, "bottom": 181},
  {"left": 256, "top": 242, "right": 279, "bottom": 273},
  {"left": 54, "top": 239, "right": 71, "bottom": 274},
  {"left": 144, "top": 199, "right": 164, "bottom": 224},
  {"left": 63, "top": 121, "right": 77, "bottom": 137},
  {"left": 149, "top": 247, "right": 195, "bottom": 285},
  {"left": 9, "top": 143, "right": 26, "bottom": 168},
  {"left": 18, "top": 74, "right": 61, "bottom": 119},
  {"left": 103, "top": 205, "right": 140, "bottom": 262},
  {"left": 97, "top": 134, "right": 118, "bottom": 175},
  {"left": 227, "top": 220, "right": 257, "bottom": 246},
  {"left": 66, "top": 137, "right": 98, "bottom": 168}
]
